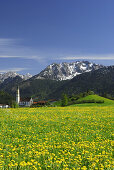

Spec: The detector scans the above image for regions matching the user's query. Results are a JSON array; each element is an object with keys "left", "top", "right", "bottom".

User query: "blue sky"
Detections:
[{"left": 0, "top": 0, "right": 114, "bottom": 75}]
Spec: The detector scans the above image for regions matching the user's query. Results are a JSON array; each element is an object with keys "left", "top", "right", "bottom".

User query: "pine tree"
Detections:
[{"left": 61, "top": 93, "right": 68, "bottom": 106}]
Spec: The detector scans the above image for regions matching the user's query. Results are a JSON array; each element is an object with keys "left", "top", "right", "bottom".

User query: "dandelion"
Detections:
[{"left": 0, "top": 107, "right": 113, "bottom": 169}]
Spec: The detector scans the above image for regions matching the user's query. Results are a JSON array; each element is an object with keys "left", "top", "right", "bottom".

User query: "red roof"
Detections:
[{"left": 33, "top": 101, "right": 47, "bottom": 104}]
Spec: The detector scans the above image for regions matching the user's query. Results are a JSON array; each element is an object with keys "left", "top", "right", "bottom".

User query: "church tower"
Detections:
[{"left": 16, "top": 86, "right": 20, "bottom": 104}]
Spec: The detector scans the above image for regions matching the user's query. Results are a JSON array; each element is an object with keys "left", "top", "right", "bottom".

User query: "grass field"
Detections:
[
  {"left": 76, "top": 95, "right": 114, "bottom": 104},
  {"left": 0, "top": 106, "right": 113, "bottom": 169}
]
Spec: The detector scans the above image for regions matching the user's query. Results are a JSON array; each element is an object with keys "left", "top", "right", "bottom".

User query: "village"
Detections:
[{"left": 0, "top": 86, "right": 53, "bottom": 108}]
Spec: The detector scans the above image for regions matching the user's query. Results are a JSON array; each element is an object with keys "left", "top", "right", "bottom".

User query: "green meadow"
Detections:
[
  {"left": 70, "top": 95, "right": 114, "bottom": 107},
  {"left": 0, "top": 106, "right": 113, "bottom": 169}
]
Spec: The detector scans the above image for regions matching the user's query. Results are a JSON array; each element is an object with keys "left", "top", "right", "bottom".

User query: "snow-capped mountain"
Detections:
[
  {"left": 35, "top": 61, "right": 104, "bottom": 81},
  {"left": 0, "top": 71, "right": 32, "bottom": 83},
  {"left": 20, "top": 73, "right": 32, "bottom": 80}
]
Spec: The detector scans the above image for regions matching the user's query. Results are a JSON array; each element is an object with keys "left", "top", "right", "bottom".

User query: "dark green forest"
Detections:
[{"left": 0, "top": 91, "right": 14, "bottom": 105}]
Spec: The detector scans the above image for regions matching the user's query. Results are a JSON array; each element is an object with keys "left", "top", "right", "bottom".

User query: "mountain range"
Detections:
[
  {"left": 34, "top": 61, "right": 103, "bottom": 81},
  {"left": 0, "top": 61, "right": 103, "bottom": 82},
  {"left": 0, "top": 61, "right": 114, "bottom": 99},
  {"left": 0, "top": 72, "right": 32, "bottom": 83}
]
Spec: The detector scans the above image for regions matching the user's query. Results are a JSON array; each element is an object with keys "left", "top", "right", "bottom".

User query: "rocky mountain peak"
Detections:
[
  {"left": 0, "top": 71, "right": 32, "bottom": 83},
  {"left": 35, "top": 61, "right": 104, "bottom": 81}
]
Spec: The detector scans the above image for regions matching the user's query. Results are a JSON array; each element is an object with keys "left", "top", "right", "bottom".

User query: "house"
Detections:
[
  {"left": 19, "top": 97, "right": 33, "bottom": 107},
  {"left": 0, "top": 104, "right": 9, "bottom": 108}
]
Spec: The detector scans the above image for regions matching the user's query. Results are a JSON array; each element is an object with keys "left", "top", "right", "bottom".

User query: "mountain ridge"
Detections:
[
  {"left": 34, "top": 61, "right": 104, "bottom": 81},
  {"left": 0, "top": 71, "right": 32, "bottom": 83},
  {"left": 0, "top": 61, "right": 104, "bottom": 83}
]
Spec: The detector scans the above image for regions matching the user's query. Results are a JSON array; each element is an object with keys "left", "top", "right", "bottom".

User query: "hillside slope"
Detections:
[
  {"left": 48, "top": 66, "right": 114, "bottom": 99},
  {"left": 13, "top": 79, "right": 67, "bottom": 99},
  {"left": 75, "top": 94, "right": 114, "bottom": 105}
]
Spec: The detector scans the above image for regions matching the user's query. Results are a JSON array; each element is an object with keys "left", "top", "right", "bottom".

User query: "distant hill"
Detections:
[
  {"left": 0, "top": 75, "right": 66, "bottom": 100},
  {"left": 0, "top": 72, "right": 32, "bottom": 97},
  {"left": 73, "top": 94, "right": 114, "bottom": 106},
  {"left": 12, "top": 79, "right": 67, "bottom": 99},
  {"left": 0, "top": 76, "right": 23, "bottom": 96}
]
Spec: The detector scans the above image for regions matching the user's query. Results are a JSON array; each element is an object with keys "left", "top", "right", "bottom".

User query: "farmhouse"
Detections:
[{"left": 19, "top": 97, "right": 33, "bottom": 106}]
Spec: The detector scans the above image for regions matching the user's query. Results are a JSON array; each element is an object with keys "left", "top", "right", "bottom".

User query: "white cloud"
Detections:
[
  {"left": 59, "top": 54, "right": 114, "bottom": 60},
  {"left": 0, "top": 38, "right": 15, "bottom": 46},
  {"left": 0, "top": 38, "right": 114, "bottom": 63},
  {"left": 0, "top": 67, "right": 28, "bottom": 73},
  {"left": 0, "top": 38, "right": 46, "bottom": 62},
  {"left": 0, "top": 55, "right": 39, "bottom": 59},
  {"left": 0, "top": 55, "right": 22, "bottom": 58}
]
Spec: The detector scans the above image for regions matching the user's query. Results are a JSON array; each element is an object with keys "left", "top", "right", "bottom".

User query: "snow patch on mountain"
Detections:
[
  {"left": 35, "top": 61, "right": 104, "bottom": 81},
  {"left": 0, "top": 71, "right": 32, "bottom": 83}
]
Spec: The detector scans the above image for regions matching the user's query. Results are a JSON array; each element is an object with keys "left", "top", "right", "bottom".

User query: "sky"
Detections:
[{"left": 0, "top": 0, "right": 114, "bottom": 75}]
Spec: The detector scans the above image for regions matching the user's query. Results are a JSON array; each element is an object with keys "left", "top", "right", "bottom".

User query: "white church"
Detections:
[{"left": 16, "top": 86, "right": 33, "bottom": 107}]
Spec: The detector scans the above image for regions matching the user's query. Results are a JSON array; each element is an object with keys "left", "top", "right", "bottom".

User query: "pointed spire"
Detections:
[{"left": 16, "top": 86, "right": 20, "bottom": 104}]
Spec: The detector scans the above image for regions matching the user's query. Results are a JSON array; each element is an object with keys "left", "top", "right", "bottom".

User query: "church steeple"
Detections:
[{"left": 16, "top": 86, "right": 20, "bottom": 104}]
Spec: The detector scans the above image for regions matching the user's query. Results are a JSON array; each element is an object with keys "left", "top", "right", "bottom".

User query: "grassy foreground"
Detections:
[{"left": 0, "top": 107, "right": 113, "bottom": 169}]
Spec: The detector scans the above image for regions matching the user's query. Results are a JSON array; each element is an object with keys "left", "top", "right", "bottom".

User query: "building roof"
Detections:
[
  {"left": 33, "top": 101, "right": 47, "bottom": 104},
  {"left": 20, "top": 97, "right": 32, "bottom": 102}
]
